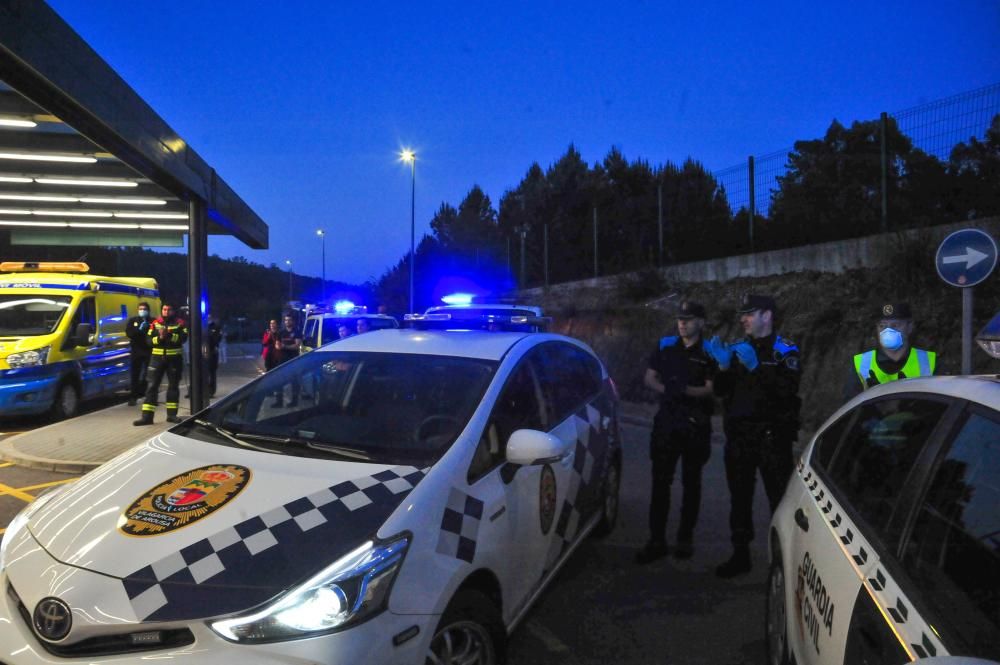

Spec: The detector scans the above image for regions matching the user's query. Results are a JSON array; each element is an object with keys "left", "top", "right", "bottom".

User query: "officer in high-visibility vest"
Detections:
[
  {"left": 844, "top": 302, "right": 936, "bottom": 401},
  {"left": 134, "top": 302, "right": 189, "bottom": 425}
]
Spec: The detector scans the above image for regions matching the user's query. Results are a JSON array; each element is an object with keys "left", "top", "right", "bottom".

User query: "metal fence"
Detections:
[{"left": 716, "top": 81, "right": 1000, "bottom": 224}]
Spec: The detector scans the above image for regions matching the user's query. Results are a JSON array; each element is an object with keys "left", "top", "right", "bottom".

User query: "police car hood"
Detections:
[{"left": 25, "top": 430, "right": 429, "bottom": 622}]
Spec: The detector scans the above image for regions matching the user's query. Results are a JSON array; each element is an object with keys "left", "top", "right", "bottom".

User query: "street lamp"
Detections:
[
  {"left": 284, "top": 259, "right": 293, "bottom": 302},
  {"left": 400, "top": 149, "right": 416, "bottom": 313},
  {"left": 315, "top": 229, "right": 326, "bottom": 304}
]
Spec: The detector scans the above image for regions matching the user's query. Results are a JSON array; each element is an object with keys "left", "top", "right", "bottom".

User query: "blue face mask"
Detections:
[
  {"left": 138, "top": 309, "right": 149, "bottom": 318},
  {"left": 879, "top": 327, "right": 904, "bottom": 351}
]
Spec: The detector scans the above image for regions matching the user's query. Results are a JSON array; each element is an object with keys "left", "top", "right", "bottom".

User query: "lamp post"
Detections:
[
  {"left": 400, "top": 149, "right": 416, "bottom": 313},
  {"left": 284, "top": 259, "right": 293, "bottom": 302},
  {"left": 315, "top": 229, "right": 326, "bottom": 304}
]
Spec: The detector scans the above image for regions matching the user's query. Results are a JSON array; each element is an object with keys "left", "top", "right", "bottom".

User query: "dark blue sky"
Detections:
[{"left": 48, "top": 1, "right": 1000, "bottom": 285}]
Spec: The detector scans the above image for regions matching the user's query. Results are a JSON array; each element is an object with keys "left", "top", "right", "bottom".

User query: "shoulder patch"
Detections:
[
  {"left": 784, "top": 355, "right": 800, "bottom": 371},
  {"left": 658, "top": 335, "right": 679, "bottom": 350},
  {"left": 774, "top": 336, "right": 798, "bottom": 355}
]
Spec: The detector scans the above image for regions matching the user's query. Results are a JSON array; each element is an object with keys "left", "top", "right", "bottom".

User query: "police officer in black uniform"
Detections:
[
  {"left": 636, "top": 301, "right": 715, "bottom": 564},
  {"left": 134, "top": 302, "right": 188, "bottom": 425},
  {"left": 704, "top": 294, "right": 801, "bottom": 577},
  {"left": 206, "top": 313, "right": 223, "bottom": 397},
  {"left": 125, "top": 302, "right": 152, "bottom": 406}
]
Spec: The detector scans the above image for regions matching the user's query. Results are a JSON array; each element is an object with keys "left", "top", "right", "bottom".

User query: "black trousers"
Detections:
[
  {"left": 130, "top": 352, "right": 150, "bottom": 399},
  {"left": 208, "top": 353, "right": 219, "bottom": 396},
  {"left": 648, "top": 417, "right": 711, "bottom": 544},
  {"left": 723, "top": 420, "right": 794, "bottom": 545},
  {"left": 143, "top": 354, "right": 183, "bottom": 412}
]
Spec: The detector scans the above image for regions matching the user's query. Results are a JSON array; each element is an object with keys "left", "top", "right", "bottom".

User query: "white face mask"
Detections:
[
  {"left": 138, "top": 309, "right": 149, "bottom": 318},
  {"left": 879, "top": 327, "right": 905, "bottom": 351}
]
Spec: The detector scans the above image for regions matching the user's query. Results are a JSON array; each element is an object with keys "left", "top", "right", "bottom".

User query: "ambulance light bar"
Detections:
[{"left": 0, "top": 261, "right": 90, "bottom": 273}]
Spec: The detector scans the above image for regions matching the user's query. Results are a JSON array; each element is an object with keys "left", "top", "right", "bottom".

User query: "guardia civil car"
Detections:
[
  {"left": 767, "top": 376, "right": 1000, "bottom": 665},
  {"left": 0, "top": 327, "right": 621, "bottom": 664}
]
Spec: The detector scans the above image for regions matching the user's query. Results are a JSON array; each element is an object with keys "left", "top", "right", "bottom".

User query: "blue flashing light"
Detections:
[
  {"left": 334, "top": 300, "right": 356, "bottom": 314},
  {"left": 200, "top": 298, "right": 207, "bottom": 316},
  {"left": 442, "top": 293, "right": 474, "bottom": 306}
]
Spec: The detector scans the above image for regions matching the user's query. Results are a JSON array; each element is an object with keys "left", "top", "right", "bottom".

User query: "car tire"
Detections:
[
  {"left": 766, "top": 547, "right": 791, "bottom": 665},
  {"left": 51, "top": 382, "right": 79, "bottom": 421},
  {"left": 592, "top": 457, "right": 621, "bottom": 538},
  {"left": 428, "top": 589, "right": 504, "bottom": 665}
]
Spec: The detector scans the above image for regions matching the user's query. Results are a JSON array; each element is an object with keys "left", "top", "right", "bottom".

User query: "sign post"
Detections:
[{"left": 935, "top": 228, "right": 998, "bottom": 374}]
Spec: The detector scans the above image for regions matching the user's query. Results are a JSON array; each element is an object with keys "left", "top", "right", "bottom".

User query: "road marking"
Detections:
[
  {"left": 0, "top": 482, "right": 35, "bottom": 503},
  {"left": 523, "top": 620, "right": 571, "bottom": 654},
  {"left": 18, "top": 478, "right": 78, "bottom": 492}
]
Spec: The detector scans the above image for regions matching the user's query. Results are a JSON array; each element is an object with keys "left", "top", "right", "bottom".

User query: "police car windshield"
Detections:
[
  {"left": 0, "top": 296, "right": 72, "bottom": 336},
  {"left": 184, "top": 351, "right": 498, "bottom": 466}
]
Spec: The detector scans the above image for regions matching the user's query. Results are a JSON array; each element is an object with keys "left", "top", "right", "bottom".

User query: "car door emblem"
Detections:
[{"left": 33, "top": 597, "right": 72, "bottom": 641}]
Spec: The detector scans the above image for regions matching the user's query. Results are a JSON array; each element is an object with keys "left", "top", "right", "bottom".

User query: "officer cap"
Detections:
[
  {"left": 878, "top": 302, "right": 912, "bottom": 320},
  {"left": 677, "top": 300, "right": 706, "bottom": 320},
  {"left": 737, "top": 293, "right": 776, "bottom": 314}
]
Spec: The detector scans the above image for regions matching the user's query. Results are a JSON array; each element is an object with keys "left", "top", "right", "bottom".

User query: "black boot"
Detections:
[
  {"left": 715, "top": 545, "right": 752, "bottom": 578},
  {"left": 166, "top": 410, "right": 180, "bottom": 423},
  {"left": 634, "top": 540, "right": 669, "bottom": 564},
  {"left": 673, "top": 539, "right": 694, "bottom": 560},
  {"left": 133, "top": 410, "right": 154, "bottom": 426}
]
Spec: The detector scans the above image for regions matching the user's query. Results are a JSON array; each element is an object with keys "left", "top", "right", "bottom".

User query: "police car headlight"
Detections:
[
  {"left": 6, "top": 346, "right": 49, "bottom": 368},
  {"left": 209, "top": 535, "right": 409, "bottom": 643}
]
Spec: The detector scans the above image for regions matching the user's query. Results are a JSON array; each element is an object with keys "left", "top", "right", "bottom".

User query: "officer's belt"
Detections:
[{"left": 152, "top": 348, "right": 183, "bottom": 356}]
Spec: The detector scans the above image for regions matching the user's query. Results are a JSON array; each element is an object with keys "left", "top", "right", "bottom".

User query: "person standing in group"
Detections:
[
  {"left": 262, "top": 319, "right": 281, "bottom": 372},
  {"left": 206, "top": 312, "right": 223, "bottom": 397},
  {"left": 125, "top": 302, "right": 152, "bottom": 406},
  {"left": 704, "top": 294, "right": 801, "bottom": 578},
  {"left": 133, "top": 302, "right": 188, "bottom": 425},
  {"left": 844, "top": 302, "right": 936, "bottom": 401},
  {"left": 635, "top": 301, "right": 715, "bottom": 564},
  {"left": 272, "top": 314, "right": 302, "bottom": 407}
]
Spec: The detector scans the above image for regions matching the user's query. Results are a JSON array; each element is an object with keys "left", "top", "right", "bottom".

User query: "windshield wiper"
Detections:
[
  {"left": 192, "top": 419, "right": 283, "bottom": 454},
  {"left": 234, "top": 431, "right": 372, "bottom": 461}
]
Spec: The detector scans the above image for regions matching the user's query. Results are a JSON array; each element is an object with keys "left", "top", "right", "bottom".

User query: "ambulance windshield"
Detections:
[{"left": 0, "top": 296, "right": 73, "bottom": 336}]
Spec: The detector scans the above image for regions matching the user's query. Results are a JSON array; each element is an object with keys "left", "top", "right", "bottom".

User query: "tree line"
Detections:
[{"left": 376, "top": 113, "right": 1000, "bottom": 311}]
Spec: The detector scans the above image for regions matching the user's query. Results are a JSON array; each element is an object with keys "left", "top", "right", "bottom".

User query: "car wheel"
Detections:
[
  {"left": 427, "top": 589, "right": 504, "bottom": 665},
  {"left": 51, "top": 382, "right": 79, "bottom": 420},
  {"left": 766, "top": 548, "right": 791, "bottom": 665},
  {"left": 592, "top": 458, "right": 620, "bottom": 538}
]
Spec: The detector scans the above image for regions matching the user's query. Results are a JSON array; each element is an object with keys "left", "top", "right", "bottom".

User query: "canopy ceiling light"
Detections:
[
  {"left": 0, "top": 151, "right": 96, "bottom": 163},
  {"left": 0, "top": 193, "right": 166, "bottom": 205},
  {"left": 0, "top": 118, "right": 37, "bottom": 128},
  {"left": 34, "top": 177, "right": 138, "bottom": 188},
  {"left": 112, "top": 212, "right": 187, "bottom": 219},
  {"left": 0, "top": 219, "right": 186, "bottom": 231},
  {"left": 0, "top": 175, "right": 32, "bottom": 183}
]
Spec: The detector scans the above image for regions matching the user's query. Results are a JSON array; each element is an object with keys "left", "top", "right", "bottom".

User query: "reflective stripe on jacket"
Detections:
[{"left": 853, "top": 347, "right": 936, "bottom": 389}]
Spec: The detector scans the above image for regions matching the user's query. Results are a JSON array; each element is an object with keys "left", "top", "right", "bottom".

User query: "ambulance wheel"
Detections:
[
  {"left": 766, "top": 548, "right": 791, "bottom": 665},
  {"left": 428, "top": 590, "right": 504, "bottom": 665},
  {"left": 51, "top": 382, "right": 79, "bottom": 420},
  {"left": 592, "top": 458, "right": 620, "bottom": 538}
]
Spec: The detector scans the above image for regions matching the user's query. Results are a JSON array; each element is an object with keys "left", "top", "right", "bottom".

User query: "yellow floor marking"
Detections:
[
  {"left": 0, "top": 462, "right": 13, "bottom": 468},
  {"left": 0, "top": 482, "right": 35, "bottom": 503},
  {"left": 0, "top": 528, "right": 5, "bottom": 536},
  {"left": 18, "top": 478, "right": 78, "bottom": 492}
]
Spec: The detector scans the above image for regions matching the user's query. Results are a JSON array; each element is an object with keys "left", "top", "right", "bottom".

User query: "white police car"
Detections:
[
  {"left": 0, "top": 326, "right": 621, "bottom": 664},
  {"left": 767, "top": 376, "right": 1000, "bottom": 665}
]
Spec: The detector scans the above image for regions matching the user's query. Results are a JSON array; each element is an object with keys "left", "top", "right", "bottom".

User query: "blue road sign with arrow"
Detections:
[{"left": 935, "top": 228, "right": 998, "bottom": 288}]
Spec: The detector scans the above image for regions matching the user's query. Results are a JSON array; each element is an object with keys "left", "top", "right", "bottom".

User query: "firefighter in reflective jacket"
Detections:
[
  {"left": 133, "top": 302, "right": 188, "bottom": 425},
  {"left": 844, "top": 302, "right": 937, "bottom": 402}
]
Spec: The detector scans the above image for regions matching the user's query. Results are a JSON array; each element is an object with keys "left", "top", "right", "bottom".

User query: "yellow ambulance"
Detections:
[{"left": 0, "top": 262, "right": 160, "bottom": 419}]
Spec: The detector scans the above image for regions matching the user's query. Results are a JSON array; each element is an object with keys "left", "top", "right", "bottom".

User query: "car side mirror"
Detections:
[
  {"left": 505, "top": 429, "right": 571, "bottom": 466},
  {"left": 72, "top": 322, "right": 93, "bottom": 347}
]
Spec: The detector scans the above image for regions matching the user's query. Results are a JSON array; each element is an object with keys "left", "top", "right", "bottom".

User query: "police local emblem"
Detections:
[
  {"left": 883, "top": 304, "right": 893, "bottom": 316},
  {"left": 119, "top": 465, "right": 250, "bottom": 536},
  {"left": 539, "top": 465, "right": 557, "bottom": 535}
]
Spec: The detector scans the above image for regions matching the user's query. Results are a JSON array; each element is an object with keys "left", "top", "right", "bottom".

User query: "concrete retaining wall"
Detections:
[{"left": 521, "top": 217, "right": 1000, "bottom": 303}]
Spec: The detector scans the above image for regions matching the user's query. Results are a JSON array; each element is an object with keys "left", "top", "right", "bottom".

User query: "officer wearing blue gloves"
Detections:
[
  {"left": 844, "top": 302, "right": 936, "bottom": 401},
  {"left": 635, "top": 300, "right": 715, "bottom": 564},
  {"left": 711, "top": 294, "right": 801, "bottom": 578}
]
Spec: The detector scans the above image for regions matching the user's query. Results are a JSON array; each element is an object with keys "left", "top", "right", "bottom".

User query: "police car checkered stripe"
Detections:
[
  {"left": 798, "top": 466, "right": 947, "bottom": 659},
  {"left": 436, "top": 487, "right": 485, "bottom": 563},
  {"left": 543, "top": 402, "right": 609, "bottom": 572},
  {"left": 121, "top": 466, "right": 428, "bottom": 622}
]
